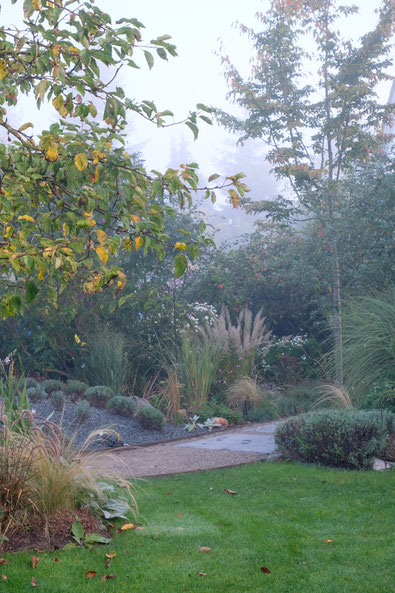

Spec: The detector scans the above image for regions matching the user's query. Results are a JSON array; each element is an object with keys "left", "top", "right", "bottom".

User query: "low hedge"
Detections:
[{"left": 274, "top": 409, "right": 394, "bottom": 470}]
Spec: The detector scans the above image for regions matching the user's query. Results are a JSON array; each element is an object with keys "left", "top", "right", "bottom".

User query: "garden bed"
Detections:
[{"left": 29, "top": 399, "right": 211, "bottom": 451}]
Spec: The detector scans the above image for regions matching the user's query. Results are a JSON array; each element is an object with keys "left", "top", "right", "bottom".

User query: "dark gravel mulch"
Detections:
[{"left": 29, "top": 400, "right": 208, "bottom": 451}]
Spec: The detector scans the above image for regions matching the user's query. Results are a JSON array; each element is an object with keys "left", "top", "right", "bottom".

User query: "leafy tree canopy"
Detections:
[{"left": 0, "top": 0, "right": 248, "bottom": 318}]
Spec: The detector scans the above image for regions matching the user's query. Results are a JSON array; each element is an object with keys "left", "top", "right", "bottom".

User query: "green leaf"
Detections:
[
  {"left": 72, "top": 517, "right": 84, "bottom": 544},
  {"left": 174, "top": 253, "right": 188, "bottom": 278},
  {"left": 84, "top": 533, "right": 112, "bottom": 545},
  {"left": 144, "top": 50, "right": 154, "bottom": 70},
  {"left": 156, "top": 48, "right": 167, "bottom": 60},
  {"left": 185, "top": 121, "right": 199, "bottom": 140},
  {"left": 26, "top": 280, "right": 39, "bottom": 303}
]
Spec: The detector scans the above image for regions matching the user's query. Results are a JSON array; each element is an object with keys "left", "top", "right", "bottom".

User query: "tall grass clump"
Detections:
[
  {"left": 163, "top": 364, "right": 182, "bottom": 423},
  {"left": 200, "top": 306, "right": 272, "bottom": 376},
  {"left": 313, "top": 383, "right": 354, "bottom": 409},
  {"left": 179, "top": 338, "right": 219, "bottom": 410},
  {"left": 87, "top": 327, "right": 128, "bottom": 394},
  {"left": 341, "top": 290, "right": 394, "bottom": 399}
]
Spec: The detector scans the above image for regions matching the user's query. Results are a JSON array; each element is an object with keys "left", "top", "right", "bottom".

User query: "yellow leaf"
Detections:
[
  {"left": 174, "top": 242, "right": 187, "bottom": 251},
  {"left": 38, "top": 270, "right": 44, "bottom": 281},
  {"left": 45, "top": 145, "right": 58, "bottom": 162},
  {"left": 131, "top": 214, "right": 141, "bottom": 223},
  {"left": 83, "top": 211, "right": 93, "bottom": 218},
  {"left": 32, "top": 0, "right": 42, "bottom": 10},
  {"left": 4, "top": 226, "right": 12, "bottom": 238},
  {"left": 105, "top": 551, "right": 116, "bottom": 559},
  {"left": 0, "top": 60, "right": 8, "bottom": 81},
  {"left": 228, "top": 189, "right": 239, "bottom": 209},
  {"left": 122, "top": 238, "right": 132, "bottom": 252},
  {"left": 124, "top": 152, "right": 131, "bottom": 158},
  {"left": 91, "top": 166, "right": 99, "bottom": 183},
  {"left": 120, "top": 523, "right": 136, "bottom": 531},
  {"left": 88, "top": 218, "right": 96, "bottom": 227},
  {"left": 134, "top": 236, "right": 143, "bottom": 251},
  {"left": 52, "top": 43, "right": 60, "bottom": 58},
  {"left": 74, "top": 334, "right": 81, "bottom": 344},
  {"left": 95, "top": 246, "right": 108, "bottom": 264},
  {"left": 74, "top": 153, "right": 88, "bottom": 171},
  {"left": 18, "top": 215, "right": 35, "bottom": 223},
  {"left": 62, "top": 223, "right": 69, "bottom": 236},
  {"left": 91, "top": 150, "right": 105, "bottom": 165},
  {"left": 68, "top": 45, "right": 80, "bottom": 55},
  {"left": 96, "top": 229, "right": 107, "bottom": 245}
]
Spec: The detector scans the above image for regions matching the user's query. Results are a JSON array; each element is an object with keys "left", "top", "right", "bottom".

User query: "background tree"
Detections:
[
  {"left": 0, "top": 0, "right": 248, "bottom": 318},
  {"left": 218, "top": 0, "right": 394, "bottom": 381}
]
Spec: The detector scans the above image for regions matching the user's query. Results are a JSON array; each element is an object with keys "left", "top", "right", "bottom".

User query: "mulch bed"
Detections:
[{"left": 2, "top": 509, "right": 109, "bottom": 553}]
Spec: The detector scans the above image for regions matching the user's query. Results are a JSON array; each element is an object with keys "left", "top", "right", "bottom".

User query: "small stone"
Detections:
[{"left": 373, "top": 458, "right": 392, "bottom": 471}]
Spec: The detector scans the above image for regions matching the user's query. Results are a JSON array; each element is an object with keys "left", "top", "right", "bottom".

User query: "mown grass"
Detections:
[{"left": 1, "top": 462, "right": 394, "bottom": 593}]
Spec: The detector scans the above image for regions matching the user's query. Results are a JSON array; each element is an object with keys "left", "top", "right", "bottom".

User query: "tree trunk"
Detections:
[{"left": 330, "top": 235, "right": 343, "bottom": 384}]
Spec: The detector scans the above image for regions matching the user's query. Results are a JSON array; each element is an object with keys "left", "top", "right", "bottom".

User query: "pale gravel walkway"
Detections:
[{"left": 85, "top": 420, "right": 283, "bottom": 479}]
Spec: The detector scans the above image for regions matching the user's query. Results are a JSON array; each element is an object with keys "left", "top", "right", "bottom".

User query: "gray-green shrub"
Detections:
[
  {"left": 138, "top": 407, "right": 165, "bottom": 430},
  {"left": 41, "top": 379, "right": 64, "bottom": 393},
  {"left": 27, "top": 386, "right": 46, "bottom": 403},
  {"left": 275, "top": 410, "right": 394, "bottom": 470},
  {"left": 23, "top": 377, "right": 39, "bottom": 389},
  {"left": 84, "top": 385, "right": 114, "bottom": 408},
  {"left": 75, "top": 400, "right": 92, "bottom": 423},
  {"left": 106, "top": 396, "right": 136, "bottom": 417},
  {"left": 51, "top": 390, "right": 66, "bottom": 411},
  {"left": 63, "top": 380, "right": 89, "bottom": 402}
]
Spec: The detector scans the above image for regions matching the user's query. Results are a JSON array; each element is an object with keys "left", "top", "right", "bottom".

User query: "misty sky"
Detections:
[{"left": 1, "top": 0, "right": 393, "bottom": 208}]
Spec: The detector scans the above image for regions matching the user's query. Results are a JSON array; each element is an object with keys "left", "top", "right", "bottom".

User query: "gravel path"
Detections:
[{"left": 28, "top": 399, "right": 209, "bottom": 450}]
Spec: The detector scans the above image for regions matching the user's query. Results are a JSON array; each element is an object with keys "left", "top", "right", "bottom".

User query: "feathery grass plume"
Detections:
[
  {"left": 313, "top": 383, "right": 354, "bottom": 409},
  {"left": 199, "top": 306, "right": 273, "bottom": 376},
  {"left": 226, "top": 376, "right": 262, "bottom": 410},
  {"left": 340, "top": 290, "right": 395, "bottom": 399}
]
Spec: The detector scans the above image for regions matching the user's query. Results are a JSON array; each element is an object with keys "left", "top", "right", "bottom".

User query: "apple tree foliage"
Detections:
[{"left": 0, "top": 0, "right": 248, "bottom": 318}]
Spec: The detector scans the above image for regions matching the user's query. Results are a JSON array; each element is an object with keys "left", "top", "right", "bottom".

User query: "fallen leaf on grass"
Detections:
[
  {"left": 197, "top": 572, "right": 207, "bottom": 576},
  {"left": 120, "top": 523, "right": 137, "bottom": 531},
  {"left": 260, "top": 567, "right": 271, "bottom": 574},
  {"left": 1, "top": 574, "right": 6, "bottom": 581},
  {"left": 105, "top": 551, "right": 116, "bottom": 559},
  {"left": 224, "top": 489, "right": 238, "bottom": 495},
  {"left": 101, "top": 574, "right": 117, "bottom": 581},
  {"left": 85, "top": 571, "right": 97, "bottom": 578},
  {"left": 323, "top": 539, "right": 333, "bottom": 543},
  {"left": 0, "top": 559, "right": 7, "bottom": 565},
  {"left": 32, "top": 556, "right": 39, "bottom": 569},
  {"left": 200, "top": 547, "right": 212, "bottom": 553},
  {"left": 105, "top": 558, "right": 112, "bottom": 568},
  {"left": 135, "top": 526, "right": 144, "bottom": 531},
  {"left": 177, "top": 513, "right": 182, "bottom": 517},
  {"left": 31, "top": 577, "right": 37, "bottom": 587},
  {"left": 55, "top": 558, "right": 60, "bottom": 563}
]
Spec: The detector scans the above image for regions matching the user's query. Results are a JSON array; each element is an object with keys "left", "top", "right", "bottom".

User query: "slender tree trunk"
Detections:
[{"left": 330, "top": 235, "right": 343, "bottom": 384}]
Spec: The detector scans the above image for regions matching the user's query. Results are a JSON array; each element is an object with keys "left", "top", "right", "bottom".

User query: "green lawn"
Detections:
[{"left": 1, "top": 462, "right": 394, "bottom": 593}]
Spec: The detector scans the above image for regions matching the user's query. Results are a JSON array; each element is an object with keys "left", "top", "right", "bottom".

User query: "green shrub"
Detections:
[
  {"left": 246, "top": 400, "right": 278, "bottom": 422},
  {"left": 274, "top": 410, "right": 394, "bottom": 470},
  {"left": 41, "top": 379, "right": 64, "bottom": 393},
  {"left": 51, "top": 390, "right": 66, "bottom": 411},
  {"left": 63, "top": 380, "right": 89, "bottom": 402},
  {"left": 84, "top": 385, "right": 114, "bottom": 408},
  {"left": 138, "top": 407, "right": 165, "bottom": 430},
  {"left": 106, "top": 396, "right": 136, "bottom": 417},
  {"left": 23, "top": 377, "right": 39, "bottom": 389},
  {"left": 357, "top": 380, "right": 395, "bottom": 413},
  {"left": 198, "top": 401, "right": 243, "bottom": 425},
  {"left": 75, "top": 400, "right": 92, "bottom": 423},
  {"left": 27, "top": 386, "right": 46, "bottom": 403}
]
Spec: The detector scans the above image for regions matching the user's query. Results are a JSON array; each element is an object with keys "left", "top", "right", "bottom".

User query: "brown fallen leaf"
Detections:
[
  {"left": 1, "top": 574, "right": 6, "bottom": 581},
  {"left": 55, "top": 558, "right": 60, "bottom": 563},
  {"left": 224, "top": 489, "right": 238, "bottom": 495},
  {"left": 105, "top": 551, "right": 116, "bottom": 559},
  {"left": 31, "top": 576, "right": 37, "bottom": 588},
  {"left": 323, "top": 539, "right": 333, "bottom": 543},
  {"left": 135, "top": 526, "right": 144, "bottom": 531},
  {"left": 260, "top": 567, "right": 271, "bottom": 574},
  {"left": 101, "top": 574, "right": 117, "bottom": 581},
  {"left": 85, "top": 570, "right": 97, "bottom": 578},
  {"left": 32, "top": 556, "right": 39, "bottom": 569},
  {"left": 0, "top": 559, "right": 7, "bottom": 565},
  {"left": 200, "top": 547, "right": 212, "bottom": 553},
  {"left": 105, "top": 558, "right": 112, "bottom": 568},
  {"left": 197, "top": 572, "right": 207, "bottom": 576}
]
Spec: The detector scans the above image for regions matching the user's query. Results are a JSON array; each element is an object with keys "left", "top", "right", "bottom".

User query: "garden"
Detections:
[{"left": 0, "top": 0, "right": 394, "bottom": 589}]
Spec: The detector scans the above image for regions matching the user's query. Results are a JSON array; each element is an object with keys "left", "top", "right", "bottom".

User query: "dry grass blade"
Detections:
[
  {"left": 313, "top": 384, "right": 354, "bottom": 409},
  {"left": 226, "top": 377, "right": 262, "bottom": 409}
]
